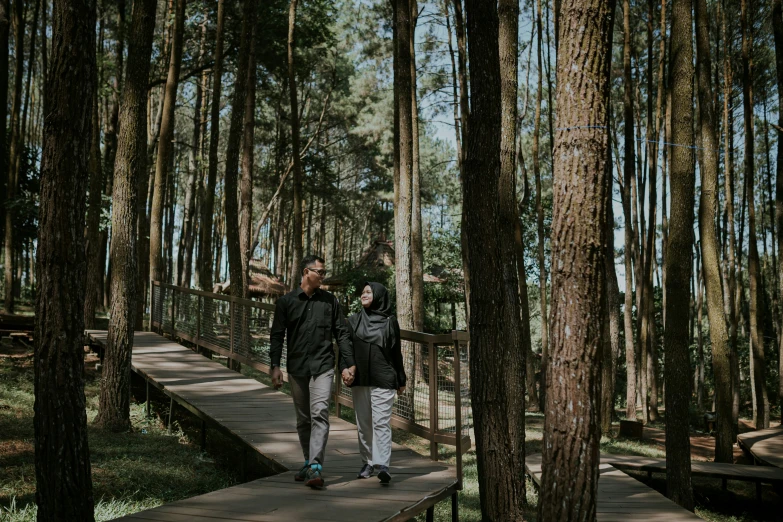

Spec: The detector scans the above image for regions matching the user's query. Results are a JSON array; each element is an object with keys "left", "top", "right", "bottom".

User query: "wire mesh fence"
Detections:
[{"left": 150, "top": 281, "right": 472, "bottom": 471}]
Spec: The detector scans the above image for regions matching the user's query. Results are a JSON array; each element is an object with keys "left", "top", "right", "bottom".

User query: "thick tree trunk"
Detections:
[
  {"left": 394, "top": 0, "right": 414, "bottom": 331},
  {"left": 622, "top": 0, "right": 637, "bottom": 421},
  {"left": 463, "top": 0, "right": 525, "bottom": 519},
  {"left": 240, "top": 21, "right": 256, "bottom": 297},
  {"left": 538, "top": 0, "right": 614, "bottom": 518},
  {"left": 695, "top": 0, "right": 734, "bottom": 462},
  {"left": 34, "top": 0, "right": 97, "bottom": 517},
  {"left": 199, "top": 0, "right": 224, "bottom": 291},
  {"left": 409, "top": 0, "right": 424, "bottom": 332},
  {"left": 288, "top": 0, "right": 303, "bottom": 289},
  {"left": 224, "top": 0, "right": 254, "bottom": 297},
  {"left": 773, "top": 0, "right": 783, "bottom": 425},
  {"left": 665, "top": 0, "right": 695, "bottom": 508},
  {"left": 149, "top": 0, "right": 184, "bottom": 283},
  {"left": 4, "top": 0, "right": 24, "bottom": 313},
  {"left": 96, "top": 0, "right": 157, "bottom": 432},
  {"left": 84, "top": 77, "right": 102, "bottom": 329},
  {"left": 741, "top": 0, "right": 769, "bottom": 430},
  {"left": 533, "top": 0, "right": 548, "bottom": 411}
]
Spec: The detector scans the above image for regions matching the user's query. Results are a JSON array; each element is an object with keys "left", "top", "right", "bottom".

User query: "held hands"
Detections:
[
  {"left": 397, "top": 386, "right": 406, "bottom": 396},
  {"left": 270, "top": 367, "right": 283, "bottom": 389},
  {"left": 342, "top": 366, "right": 356, "bottom": 386}
]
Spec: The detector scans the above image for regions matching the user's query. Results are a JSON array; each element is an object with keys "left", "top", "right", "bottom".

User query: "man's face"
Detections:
[{"left": 303, "top": 260, "right": 326, "bottom": 289}]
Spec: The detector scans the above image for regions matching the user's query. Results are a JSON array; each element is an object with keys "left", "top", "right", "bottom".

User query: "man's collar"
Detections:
[{"left": 296, "top": 286, "right": 321, "bottom": 298}]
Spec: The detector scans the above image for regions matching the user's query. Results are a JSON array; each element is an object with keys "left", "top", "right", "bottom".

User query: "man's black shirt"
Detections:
[{"left": 270, "top": 287, "right": 354, "bottom": 377}]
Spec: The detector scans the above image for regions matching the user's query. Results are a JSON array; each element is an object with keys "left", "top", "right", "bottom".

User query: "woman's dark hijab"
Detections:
[{"left": 351, "top": 282, "right": 392, "bottom": 347}]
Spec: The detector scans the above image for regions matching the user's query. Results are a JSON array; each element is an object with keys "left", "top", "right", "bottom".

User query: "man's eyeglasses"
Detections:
[{"left": 307, "top": 268, "right": 328, "bottom": 277}]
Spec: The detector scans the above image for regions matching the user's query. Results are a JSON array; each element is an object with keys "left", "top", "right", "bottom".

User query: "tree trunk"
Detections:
[
  {"left": 463, "top": 0, "right": 525, "bottom": 518},
  {"left": 240, "top": 20, "right": 256, "bottom": 297},
  {"left": 84, "top": 73, "right": 102, "bottom": 329},
  {"left": 533, "top": 0, "right": 548, "bottom": 411},
  {"left": 16, "top": 0, "right": 39, "bottom": 181},
  {"left": 0, "top": 2, "right": 8, "bottom": 276},
  {"left": 4, "top": 0, "right": 24, "bottom": 313},
  {"left": 393, "top": 0, "right": 414, "bottom": 331},
  {"left": 409, "top": 0, "right": 424, "bottom": 332},
  {"left": 538, "top": 0, "right": 614, "bottom": 517},
  {"left": 696, "top": 252, "right": 705, "bottom": 410},
  {"left": 622, "top": 0, "right": 637, "bottom": 422},
  {"left": 695, "top": 0, "right": 734, "bottom": 461},
  {"left": 223, "top": 0, "right": 254, "bottom": 298},
  {"left": 34, "top": 0, "right": 97, "bottom": 517},
  {"left": 96, "top": 0, "right": 156, "bottom": 432},
  {"left": 198, "top": 0, "right": 224, "bottom": 291},
  {"left": 665, "top": 0, "right": 695, "bottom": 508},
  {"left": 288, "top": 0, "right": 303, "bottom": 289},
  {"left": 741, "top": 0, "right": 769, "bottom": 430},
  {"left": 149, "top": 0, "right": 184, "bottom": 284},
  {"left": 773, "top": 0, "right": 783, "bottom": 425}
]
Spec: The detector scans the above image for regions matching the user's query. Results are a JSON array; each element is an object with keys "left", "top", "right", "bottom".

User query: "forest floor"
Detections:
[{"left": 0, "top": 340, "right": 780, "bottom": 521}]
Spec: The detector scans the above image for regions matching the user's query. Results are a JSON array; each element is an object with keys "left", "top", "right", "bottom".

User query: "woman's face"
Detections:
[{"left": 360, "top": 285, "right": 373, "bottom": 308}]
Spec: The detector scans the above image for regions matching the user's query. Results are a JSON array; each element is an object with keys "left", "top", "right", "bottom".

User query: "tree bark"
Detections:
[
  {"left": 223, "top": 0, "right": 254, "bottom": 297},
  {"left": 463, "top": 0, "right": 525, "bottom": 518},
  {"left": 149, "top": 0, "right": 185, "bottom": 283},
  {"left": 538, "top": 0, "right": 614, "bottom": 518},
  {"left": 741, "top": 0, "right": 769, "bottom": 429},
  {"left": 240, "top": 20, "right": 256, "bottom": 296},
  {"left": 96, "top": 0, "right": 157, "bottom": 432},
  {"left": 34, "top": 0, "right": 97, "bottom": 517},
  {"left": 773, "top": 0, "right": 783, "bottom": 425},
  {"left": 409, "top": 0, "right": 424, "bottom": 332},
  {"left": 393, "top": 0, "right": 414, "bottom": 331},
  {"left": 665, "top": 0, "right": 695, "bottom": 508},
  {"left": 695, "top": 0, "right": 734, "bottom": 461},
  {"left": 198, "top": 0, "right": 224, "bottom": 291},
  {"left": 4, "top": 0, "right": 24, "bottom": 313},
  {"left": 288, "top": 0, "right": 303, "bottom": 289},
  {"left": 622, "top": 0, "right": 637, "bottom": 421}
]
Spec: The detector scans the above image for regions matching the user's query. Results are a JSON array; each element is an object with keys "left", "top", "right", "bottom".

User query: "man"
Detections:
[{"left": 270, "top": 255, "right": 355, "bottom": 488}]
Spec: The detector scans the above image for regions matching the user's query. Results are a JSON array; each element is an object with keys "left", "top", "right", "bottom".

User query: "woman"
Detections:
[{"left": 341, "top": 282, "right": 407, "bottom": 484}]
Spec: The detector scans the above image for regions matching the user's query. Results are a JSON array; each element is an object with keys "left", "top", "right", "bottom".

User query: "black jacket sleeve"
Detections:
[
  {"left": 269, "top": 296, "right": 288, "bottom": 368},
  {"left": 390, "top": 317, "right": 407, "bottom": 388},
  {"left": 333, "top": 297, "right": 355, "bottom": 369}
]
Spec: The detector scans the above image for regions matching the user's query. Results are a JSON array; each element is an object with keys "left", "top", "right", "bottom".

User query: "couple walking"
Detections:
[{"left": 269, "top": 255, "right": 407, "bottom": 489}]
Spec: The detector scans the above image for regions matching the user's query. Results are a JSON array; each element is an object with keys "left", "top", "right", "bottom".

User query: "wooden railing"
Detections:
[{"left": 149, "top": 281, "right": 471, "bottom": 487}]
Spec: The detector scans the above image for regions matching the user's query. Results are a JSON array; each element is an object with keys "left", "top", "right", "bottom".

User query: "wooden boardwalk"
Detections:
[
  {"left": 525, "top": 454, "right": 703, "bottom": 521},
  {"left": 86, "top": 331, "right": 458, "bottom": 522},
  {"left": 601, "top": 453, "right": 783, "bottom": 500},
  {"left": 738, "top": 426, "right": 783, "bottom": 469}
]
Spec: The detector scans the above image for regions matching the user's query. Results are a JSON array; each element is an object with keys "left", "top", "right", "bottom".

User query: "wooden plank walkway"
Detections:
[
  {"left": 86, "top": 331, "right": 458, "bottom": 522},
  {"left": 738, "top": 426, "right": 783, "bottom": 469},
  {"left": 525, "top": 454, "right": 703, "bottom": 521},
  {"left": 600, "top": 454, "right": 783, "bottom": 500}
]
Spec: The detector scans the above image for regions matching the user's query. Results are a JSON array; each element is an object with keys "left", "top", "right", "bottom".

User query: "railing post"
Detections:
[
  {"left": 229, "top": 300, "right": 235, "bottom": 370},
  {"left": 149, "top": 281, "right": 155, "bottom": 332},
  {"left": 196, "top": 294, "right": 202, "bottom": 351},
  {"left": 453, "top": 331, "right": 463, "bottom": 490},
  {"left": 428, "top": 340, "right": 438, "bottom": 460},
  {"left": 171, "top": 286, "right": 176, "bottom": 335}
]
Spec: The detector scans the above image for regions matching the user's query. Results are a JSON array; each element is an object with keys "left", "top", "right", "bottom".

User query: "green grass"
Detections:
[{"left": 0, "top": 356, "right": 238, "bottom": 521}]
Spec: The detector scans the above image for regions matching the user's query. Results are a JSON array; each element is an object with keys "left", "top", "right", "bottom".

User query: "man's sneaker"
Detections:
[
  {"left": 357, "top": 463, "right": 374, "bottom": 479},
  {"left": 306, "top": 464, "right": 325, "bottom": 488},
  {"left": 294, "top": 461, "right": 309, "bottom": 482},
  {"left": 377, "top": 465, "right": 392, "bottom": 484}
]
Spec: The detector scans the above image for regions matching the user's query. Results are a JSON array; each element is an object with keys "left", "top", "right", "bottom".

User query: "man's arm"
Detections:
[
  {"left": 332, "top": 296, "right": 355, "bottom": 369},
  {"left": 391, "top": 317, "right": 407, "bottom": 388},
  {"left": 269, "top": 297, "right": 288, "bottom": 369}
]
